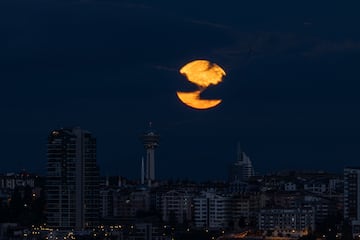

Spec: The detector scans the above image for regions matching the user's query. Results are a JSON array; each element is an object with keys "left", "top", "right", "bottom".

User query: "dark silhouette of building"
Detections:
[
  {"left": 140, "top": 123, "right": 160, "bottom": 186},
  {"left": 344, "top": 167, "right": 360, "bottom": 235},
  {"left": 46, "top": 127, "right": 100, "bottom": 230},
  {"left": 228, "top": 144, "right": 255, "bottom": 193}
]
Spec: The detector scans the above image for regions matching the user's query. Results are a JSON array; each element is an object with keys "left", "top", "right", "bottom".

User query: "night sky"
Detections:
[{"left": 1, "top": 0, "right": 360, "bottom": 181}]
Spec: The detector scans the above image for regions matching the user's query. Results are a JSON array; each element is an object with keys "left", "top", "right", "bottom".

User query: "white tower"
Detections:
[{"left": 140, "top": 123, "right": 160, "bottom": 186}]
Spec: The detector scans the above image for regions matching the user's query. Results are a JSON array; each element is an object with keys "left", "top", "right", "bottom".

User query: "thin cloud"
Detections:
[
  {"left": 303, "top": 40, "right": 360, "bottom": 57},
  {"left": 210, "top": 30, "right": 360, "bottom": 67},
  {"left": 151, "top": 65, "right": 178, "bottom": 72},
  {"left": 120, "top": 2, "right": 153, "bottom": 10},
  {"left": 71, "top": 0, "right": 153, "bottom": 10},
  {"left": 185, "top": 18, "right": 233, "bottom": 30},
  {"left": 209, "top": 32, "right": 305, "bottom": 68}
]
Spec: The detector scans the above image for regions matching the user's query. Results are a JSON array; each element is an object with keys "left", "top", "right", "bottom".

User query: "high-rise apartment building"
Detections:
[
  {"left": 344, "top": 167, "right": 360, "bottom": 235},
  {"left": 46, "top": 127, "right": 100, "bottom": 230},
  {"left": 344, "top": 167, "right": 360, "bottom": 220}
]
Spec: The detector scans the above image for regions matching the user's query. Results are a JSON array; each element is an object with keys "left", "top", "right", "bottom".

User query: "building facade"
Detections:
[
  {"left": 258, "top": 208, "right": 315, "bottom": 234},
  {"left": 113, "top": 189, "right": 151, "bottom": 222},
  {"left": 161, "top": 190, "right": 192, "bottom": 225},
  {"left": 128, "top": 223, "right": 169, "bottom": 240},
  {"left": 0, "top": 172, "right": 36, "bottom": 190},
  {"left": 193, "top": 191, "right": 230, "bottom": 230},
  {"left": 46, "top": 127, "right": 100, "bottom": 230},
  {"left": 344, "top": 167, "right": 360, "bottom": 234}
]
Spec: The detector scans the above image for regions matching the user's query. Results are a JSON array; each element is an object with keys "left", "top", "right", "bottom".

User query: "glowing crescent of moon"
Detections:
[{"left": 176, "top": 60, "right": 226, "bottom": 110}]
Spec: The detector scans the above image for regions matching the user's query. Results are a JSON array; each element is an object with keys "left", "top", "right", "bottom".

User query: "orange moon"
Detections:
[{"left": 176, "top": 60, "right": 225, "bottom": 110}]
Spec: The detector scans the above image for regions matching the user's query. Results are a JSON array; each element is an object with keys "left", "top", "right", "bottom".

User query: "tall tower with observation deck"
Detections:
[{"left": 140, "top": 123, "right": 160, "bottom": 185}]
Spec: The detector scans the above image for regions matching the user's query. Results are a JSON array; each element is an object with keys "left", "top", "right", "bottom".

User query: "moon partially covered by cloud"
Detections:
[
  {"left": 176, "top": 90, "right": 222, "bottom": 110},
  {"left": 176, "top": 60, "right": 225, "bottom": 110}
]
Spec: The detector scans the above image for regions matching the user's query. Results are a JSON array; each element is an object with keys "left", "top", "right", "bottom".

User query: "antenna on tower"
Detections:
[{"left": 237, "top": 142, "right": 243, "bottom": 161}]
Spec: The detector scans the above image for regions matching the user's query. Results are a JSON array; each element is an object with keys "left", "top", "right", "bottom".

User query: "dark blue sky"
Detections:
[{"left": 1, "top": 0, "right": 360, "bottom": 180}]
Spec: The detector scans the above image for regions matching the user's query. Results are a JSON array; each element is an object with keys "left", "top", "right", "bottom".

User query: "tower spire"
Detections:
[
  {"left": 141, "top": 157, "right": 145, "bottom": 185},
  {"left": 237, "top": 142, "right": 243, "bottom": 161}
]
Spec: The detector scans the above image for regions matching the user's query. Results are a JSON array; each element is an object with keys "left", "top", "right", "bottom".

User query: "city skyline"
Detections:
[
  {"left": 1, "top": 1, "right": 360, "bottom": 181},
  {"left": 0, "top": 125, "right": 347, "bottom": 181}
]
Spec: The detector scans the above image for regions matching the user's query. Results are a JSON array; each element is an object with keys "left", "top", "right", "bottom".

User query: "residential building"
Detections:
[
  {"left": 46, "top": 127, "right": 100, "bottom": 230},
  {"left": 258, "top": 207, "right": 315, "bottom": 234},
  {"left": 193, "top": 191, "right": 230, "bottom": 230},
  {"left": 161, "top": 190, "right": 192, "bottom": 225},
  {"left": 344, "top": 167, "right": 360, "bottom": 235}
]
